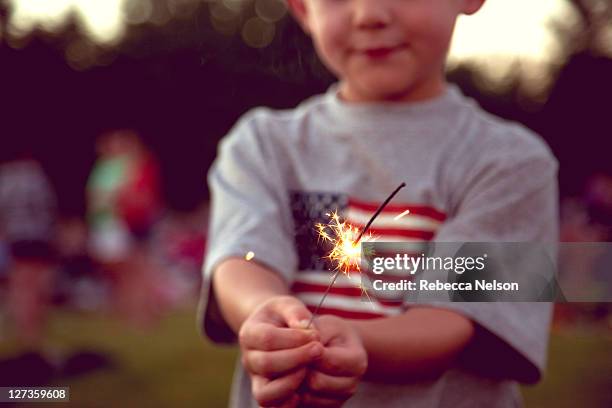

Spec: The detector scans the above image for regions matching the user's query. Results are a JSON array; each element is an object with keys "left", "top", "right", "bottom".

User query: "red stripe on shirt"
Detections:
[
  {"left": 346, "top": 223, "right": 436, "bottom": 240},
  {"left": 293, "top": 281, "right": 407, "bottom": 307},
  {"left": 305, "top": 305, "right": 386, "bottom": 320},
  {"left": 348, "top": 198, "right": 447, "bottom": 222},
  {"left": 292, "top": 281, "right": 363, "bottom": 297}
]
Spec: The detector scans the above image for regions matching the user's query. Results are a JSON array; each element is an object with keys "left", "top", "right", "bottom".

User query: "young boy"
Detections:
[{"left": 199, "top": 0, "right": 558, "bottom": 406}]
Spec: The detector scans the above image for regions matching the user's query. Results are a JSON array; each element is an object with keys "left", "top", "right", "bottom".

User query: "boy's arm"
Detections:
[
  {"left": 301, "top": 308, "right": 473, "bottom": 403},
  {"left": 212, "top": 258, "right": 290, "bottom": 333},
  {"left": 349, "top": 308, "right": 475, "bottom": 381},
  {"left": 199, "top": 110, "right": 300, "bottom": 343}
]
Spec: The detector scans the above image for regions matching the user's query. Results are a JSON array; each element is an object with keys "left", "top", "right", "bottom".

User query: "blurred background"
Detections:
[{"left": 0, "top": 0, "right": 611, "bottom": 406}]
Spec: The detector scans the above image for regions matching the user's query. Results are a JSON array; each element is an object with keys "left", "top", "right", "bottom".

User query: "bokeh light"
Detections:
[
  {"left": 124, "top": 0, "right": 154, "bottom": 26},
  {"left": 65, "top": 37, "right": 96, "bottom": 70},
  {"left": 167, "top": 0, "right": 200, "bottom": 19},
  {"left": 241, "top": 15, "right": 275, "bottom": 48},
  {"left": 222, "top": 0, "right": 250, "bottom": 14},
  {"left": 255, "top": 0, "right": 287, "bottom": 24},
  {"left": 597, "top": 24, "right": 612, "bottom": 55}
]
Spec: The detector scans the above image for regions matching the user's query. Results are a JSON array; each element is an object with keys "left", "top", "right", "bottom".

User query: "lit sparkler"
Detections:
[{"left": 306, "top": 182, "right": 407, "bottom": 328}]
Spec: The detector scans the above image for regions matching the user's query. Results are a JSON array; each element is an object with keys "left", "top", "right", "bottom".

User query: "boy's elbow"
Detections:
[{"left": 442, "top": 313, "right": 476, "bottom": 361}]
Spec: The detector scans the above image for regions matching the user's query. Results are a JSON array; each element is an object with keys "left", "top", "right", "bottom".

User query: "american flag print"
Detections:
[{"left": 289, "top": 190, "right": 447, "bottom": 319}]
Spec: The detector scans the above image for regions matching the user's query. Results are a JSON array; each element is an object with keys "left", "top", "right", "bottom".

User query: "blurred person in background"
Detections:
[
  {"left": 0, "top": 146, "right": 57, "bottom": 345},
  {"left": 149, "top": 202, "right": 208, "bottom": 306},
  {"left": 561, "top": 172, "right": 612, "bottom": 241},
  {"left": 558, "top": 172, "right": 612, "bottom": 327},
  {"left": 86, "top": 129, "right": 164, "bottom": 327},
  {"left": 584, "top": 172, "right": 612, "bottom": 241},
  {"left": 54, "top": 217, "right": 105, "bottom": 311},
  {"left": 581, "top": 172, "right": 612, "bottom": 325},
  {"left": 0, "top": 239, "right": 9, "bottom": 310},
  {"left": 116, "top": 131, "right": 163, "bottom": 243},
  {"left": 87, "top": 130, "right": 135, "bottom": 265}
]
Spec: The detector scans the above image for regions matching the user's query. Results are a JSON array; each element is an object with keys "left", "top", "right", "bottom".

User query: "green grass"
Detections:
[
  {"left": 0, "top": 308, "right": 610, "bottom": 407},
  {"left": 522, "top": 327, "right": 612, "bottom": 408},
  {"left": 1, "top": 308, "right": 237, "bottom": 407}
]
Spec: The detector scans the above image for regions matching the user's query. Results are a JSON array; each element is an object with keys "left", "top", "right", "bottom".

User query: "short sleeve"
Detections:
[
  {"left": 420, "top": 134, "right": 559, "bottom": 384},
  {"left": 197, "top": 110, "right": 298, "bottom": 343}
]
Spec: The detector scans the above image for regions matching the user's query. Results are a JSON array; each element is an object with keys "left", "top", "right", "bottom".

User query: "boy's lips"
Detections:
[{"left": 358, "top": 44, "right": 407, "bottom": 59}]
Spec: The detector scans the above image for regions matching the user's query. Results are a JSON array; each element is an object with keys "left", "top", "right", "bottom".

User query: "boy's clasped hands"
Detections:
[{"left": 239, "top": 295, "right": 368, "bottom": 408}]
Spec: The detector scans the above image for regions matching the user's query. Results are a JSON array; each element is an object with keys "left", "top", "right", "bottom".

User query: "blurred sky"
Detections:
[
  {"left": 450, "top": 0, "right": 575, "bottom": 89},
  {"left": 452, "top": 0, "right": 573, "bottom": 62}
]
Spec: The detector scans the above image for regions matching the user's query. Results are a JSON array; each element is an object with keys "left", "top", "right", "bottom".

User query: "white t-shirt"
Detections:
[{"left": 199, "top": 83, "right": 559, "bottom": 407}]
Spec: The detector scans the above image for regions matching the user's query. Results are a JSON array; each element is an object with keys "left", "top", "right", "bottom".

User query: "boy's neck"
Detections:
[{"left": 338, "top": 77, "right": 448, "bottom": 105}]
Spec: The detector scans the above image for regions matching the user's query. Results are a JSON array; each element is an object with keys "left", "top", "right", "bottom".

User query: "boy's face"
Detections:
[{"left": 289, "top": 0, "right": 485, "bottom": 103}]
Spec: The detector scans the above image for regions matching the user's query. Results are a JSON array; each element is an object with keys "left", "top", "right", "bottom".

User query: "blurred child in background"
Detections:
[
  {"left": 0, "top": 150, "right": 57, "bottom": 345},
  {"left": 87, "top": 129, "right": 163, "bottom": 327}
]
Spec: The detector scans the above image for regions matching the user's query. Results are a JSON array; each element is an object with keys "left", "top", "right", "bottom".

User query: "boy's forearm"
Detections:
[
  {"left": 212, "top": 258, "right": 290, "bottom": 333},
  {"left": 349, "top": 307, "right": 475, "bottom": 381}
]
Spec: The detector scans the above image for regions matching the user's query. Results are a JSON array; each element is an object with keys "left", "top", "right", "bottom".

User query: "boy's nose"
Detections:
[{"left": 353, "top": 0, "right": 392, "bottom": 29}]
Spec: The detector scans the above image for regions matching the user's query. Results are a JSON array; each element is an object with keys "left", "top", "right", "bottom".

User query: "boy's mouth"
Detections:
[{"left": 360, "top": 45, "right": 406, "bottom": 59}]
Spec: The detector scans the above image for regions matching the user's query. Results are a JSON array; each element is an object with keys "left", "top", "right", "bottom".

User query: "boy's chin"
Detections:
[{"left": 349, "top": 78, "right": 419, "bottom": 102}]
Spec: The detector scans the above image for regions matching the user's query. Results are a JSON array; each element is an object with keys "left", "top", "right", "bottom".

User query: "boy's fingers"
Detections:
[
  {"left": 251, "top": 369, "right": 307, "bottom": 407},
  {"left": 306, "top": 371, "right": 358, "bottom": 398},
  {"left": 245, "top": 341, "right": 323, "bottom": 377},
  {"left": 277, "top": 394, "right": 300, "bottom": 408},
  {"left": 273, "top": 301, "right": 313, "bottom": 329},
  {"left": 315, "top": 347, "right": 368, "bottom": 377},
  {"left": 240, "top": 323, "right": 319, "bottom": 351},
  {"left": 300, "top": 392, "right": 345, "bottom": 408}
]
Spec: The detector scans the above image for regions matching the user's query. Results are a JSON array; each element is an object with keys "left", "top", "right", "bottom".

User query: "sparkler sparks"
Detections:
[
  {"left": 315, "top": 211, "right": 373, "bottom": 276},
  {"left": 306, "top": 182, "right": 407, "bottom": 328},
  {"left": 394, "top": 209, "right": 411, "bottom": 221}
]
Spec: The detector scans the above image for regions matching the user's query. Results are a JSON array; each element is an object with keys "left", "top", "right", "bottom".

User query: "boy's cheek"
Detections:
[{"left": 400, "top": 7, "right": 457, "bottom": 49}]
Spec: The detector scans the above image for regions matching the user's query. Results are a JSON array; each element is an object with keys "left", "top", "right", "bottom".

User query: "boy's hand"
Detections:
[
  {"left": 238, "top": 295, "right": 323, "bottom": 407},
  {"left": 300, "top": 315, "right": 368, "bottom": 407}
]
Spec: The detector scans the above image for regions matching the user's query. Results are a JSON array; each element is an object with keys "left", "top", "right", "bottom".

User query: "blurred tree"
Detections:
[
  {"left": 535, "top": 1, "right": 612, "bottom": 196},
  {"left": 0, "top": 1, "right": 7, "bottom": 42}
]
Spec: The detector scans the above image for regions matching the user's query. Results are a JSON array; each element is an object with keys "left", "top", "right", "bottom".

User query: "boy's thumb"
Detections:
[
  {"left": 290, "top": 318, "right": 312, "bottom": 330},
  {"left": 284, "top": 305, "right": 314, "bottom": 330}
]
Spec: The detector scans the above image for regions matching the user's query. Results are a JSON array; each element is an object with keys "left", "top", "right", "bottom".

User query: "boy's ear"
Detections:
[
  {"left": 286, "top": 0, "right": 311, "bottom": 35},
  {"left": 461, "top": 0, "right": 486, "bottom": 15}
]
